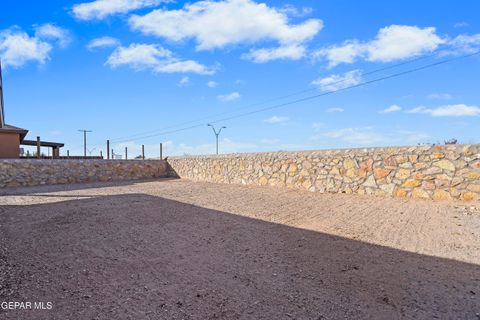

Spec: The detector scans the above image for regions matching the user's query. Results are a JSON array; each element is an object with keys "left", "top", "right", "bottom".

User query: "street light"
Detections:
[{"left": 207, "top": 124, "right": 226, "bottom": 155}]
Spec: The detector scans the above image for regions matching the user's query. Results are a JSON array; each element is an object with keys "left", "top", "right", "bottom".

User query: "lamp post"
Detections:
[{"left": 207, "top": 124, "right": 226, "bottom": 155}]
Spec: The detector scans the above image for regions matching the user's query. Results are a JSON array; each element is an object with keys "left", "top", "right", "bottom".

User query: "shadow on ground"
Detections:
[
  {"left": 1, "top": 193, "right": 479, "bottom": 320},
  {"left": 0, "top": 178, "right": 177, "bottom": 196}
]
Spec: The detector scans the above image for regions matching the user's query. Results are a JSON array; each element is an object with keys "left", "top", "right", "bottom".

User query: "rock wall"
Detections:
[
  {"left": 167, "top": 144, "right": 480, "bottom": 201},
  {"left": 0, "top": 160, "right": 168, "bottom": 188}
]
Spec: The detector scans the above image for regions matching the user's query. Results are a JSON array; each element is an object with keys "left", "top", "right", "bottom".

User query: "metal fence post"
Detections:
[{"left": 36, "top": 136, "right": 41, "bottom": 159}]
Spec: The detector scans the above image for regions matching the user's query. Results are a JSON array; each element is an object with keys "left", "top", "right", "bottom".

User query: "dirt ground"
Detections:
[{"left": 0, "top": 179, "right": 479, "bottom": 320}]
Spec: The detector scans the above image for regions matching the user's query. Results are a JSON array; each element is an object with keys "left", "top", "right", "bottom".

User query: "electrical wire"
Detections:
[
  {"left": 106, "top": 53, "right": 438, "bottom": 144},
  {"left": 108, "top": 50, "right": 480, "bottom": 144}
]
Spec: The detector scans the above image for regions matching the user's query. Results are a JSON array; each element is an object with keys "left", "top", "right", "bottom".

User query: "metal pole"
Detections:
[
  {"left": 208, "top": 124, "right": 226, "bottom": 155},
  {"left": 142, "top": 145, "right": 145, "bottom": 160},
  {"left": 125, "top": 147, "right": 128, "bottom": 160},
  {"left": 78, "top": 129, "right": 92, "bottom": 159},
  {"left": 160, "top": 143, "right": 163, "bottom": 160},
  {"left": 111, "top": 149, "right": 114, "bottom": 159},
  {"left": 36, "top": 136, "right": 41, "bottom": 159},
  {"left": 67, "top": 150, "right": 70, "bottom": 158},
  {"left": 100, "top": 150, "right": 103, "bottom": 158},
  {"left": 107, "top": 140, "right": 110, "bottom": 159}
]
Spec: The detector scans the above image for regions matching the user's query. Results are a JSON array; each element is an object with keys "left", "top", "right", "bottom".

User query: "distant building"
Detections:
[
  {"left": 0, "top": 61, "right": 28, "bottom": 158},
  {"left": 0, "top": 61, "right": 64, "bottom": 158}
]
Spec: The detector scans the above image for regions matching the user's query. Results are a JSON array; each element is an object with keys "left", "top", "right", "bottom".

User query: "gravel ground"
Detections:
[{"left": 0, "top": 179, "right": 479, "bottom": 319}]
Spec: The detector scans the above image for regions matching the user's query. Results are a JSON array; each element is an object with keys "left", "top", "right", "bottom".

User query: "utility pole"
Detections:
[
  {"left": 78, "top": 129, "right": 92, "bottom": 158},
  {"left": 0, "top": 59, "right": 5, "bottom": 128},
  {"left": 207, "top": 124, "right": 226, "bottom": 155}
]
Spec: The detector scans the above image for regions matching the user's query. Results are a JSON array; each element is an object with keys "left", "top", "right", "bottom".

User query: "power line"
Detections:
[
  {"left": 106, "top": 52, "right": 439, "bottom": 144},
  {"left": 108, "top": 50, "right": 480, "bottom": 144}
]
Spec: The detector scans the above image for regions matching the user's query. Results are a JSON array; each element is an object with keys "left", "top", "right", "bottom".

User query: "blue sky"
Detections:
[{"left": 1, "top": 0, "right": 479, "bottom": 157}]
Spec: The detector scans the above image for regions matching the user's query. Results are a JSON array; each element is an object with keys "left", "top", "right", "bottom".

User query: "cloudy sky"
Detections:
[{"left": 1, "top": 0, "right": 479, "bottom": 157}]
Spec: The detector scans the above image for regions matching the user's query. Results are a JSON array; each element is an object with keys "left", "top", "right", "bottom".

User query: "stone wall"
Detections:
[
  {"left": 167, "top": 144, "right": 480, "bottom": 201},
  {"left": 0, "top": 159, "right": 168, "bottom": 188}
]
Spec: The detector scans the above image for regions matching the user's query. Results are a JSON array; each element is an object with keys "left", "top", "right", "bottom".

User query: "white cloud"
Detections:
[
  {"left": 106, "top": 43, "right": 214, "bottom": 74},
  {"left": 217, "top": 92, "right": 240, "bottom": 102},
  {"left": 380, "top": 104, "right": 402, "bottom": 113},
  {"left": 445, "top": 33, "right": 480, "bottom": 55},
  {"left": 207, "top": 80, "right": 218, "bottom": 88},
  {"left": 407, "top": 104, "right": 480, "bottom": 117},
  {"left": 107, "top": 43, "right": 171, "bottom": 69},
  {"left": 113, "top": 138, "right": 310, "bottom": 157},
  {"left": 243, "top": 44, "right": 306, "bottom": 63},
  {"left": 72, "top": 0, "right": 165, "bottom": 20},
  {"left": 155, "top": 60, "right": 215, "bottom": 74},
  {"left": 368, "top": 25, "right": 444, "bottom": 62},
  {"left": 323, "top": 127, "right": 384, "bottom": 145},
  {"left": 427, "top": 93, "right": 452, "bottom": 100},
  {"left": 263, "top": 115, "right": 289, "bottom": 123},
  {"left": 129, "top": 0, "right": 322, "bottom": 61},
  {"left": 313, "top": 40, "right": 365, "bottom": 68},
  {"left": 162, "top": 138, "right": 257, "bottom": 156},
  {"left": 87, "top": 36, "right": 120, "bottom": 50},
  {"left": 454, "top": 22, "right": 469, "bottom": 28},
  {"left": 314, "top": 25, "right": 444, "bottom": 67},
  {"left": 312, "top": 70, "right": 362, "bottom": 92},
  {"left": 278, "top": 5, "right": 313, "bottom": 18},
  {"left": 0, "top": 28, "right": 52, "bottom": 68},
  {"left": 320, "top": 127, "right": 429, "bottom": 146},
  {"left": 178, "top": 76, "right": 190, "bottom": 87},
  {"left": 35, "top": 24, "right": 71, "bottom": 48},
  {"left": 326, "top": 107, "right": 344, "bottom": 113}
]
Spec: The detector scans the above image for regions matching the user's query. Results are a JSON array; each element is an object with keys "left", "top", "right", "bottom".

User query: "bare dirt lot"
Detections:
[{"left": 1, "top": 179, "right": 479, "bottom": 319}]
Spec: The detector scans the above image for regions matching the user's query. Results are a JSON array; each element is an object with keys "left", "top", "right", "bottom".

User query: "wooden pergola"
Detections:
[{"left": 22, "top": 138, "right": 64, "bottom": 158}]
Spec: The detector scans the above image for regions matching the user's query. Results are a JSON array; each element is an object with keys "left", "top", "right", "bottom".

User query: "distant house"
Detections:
[{"left": 0, "top": 61, "right": 64, "bottom": 158}]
